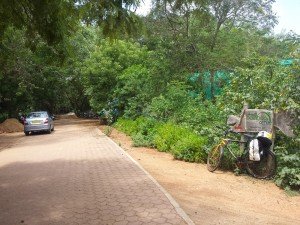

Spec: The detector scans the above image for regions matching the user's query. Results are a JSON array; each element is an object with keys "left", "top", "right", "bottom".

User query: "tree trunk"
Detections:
[
  {"left": 210, "top": 70, "right": 215, "bottom": 101},
  {"left": 210, "top": 21, "right": 222, "bottom": 51},
  {"left": 186, "top": 12, "right": 190, "bottom": 37}
]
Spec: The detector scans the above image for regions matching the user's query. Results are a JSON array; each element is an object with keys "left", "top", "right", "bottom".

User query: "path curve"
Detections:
[{"left": 0, "top": 119, "right": 192, "bottom": 225}]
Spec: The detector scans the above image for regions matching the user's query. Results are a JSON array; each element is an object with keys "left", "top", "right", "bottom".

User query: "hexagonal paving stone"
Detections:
[{"left": 0, "top": 124, "right": 190, "bottom": 225}]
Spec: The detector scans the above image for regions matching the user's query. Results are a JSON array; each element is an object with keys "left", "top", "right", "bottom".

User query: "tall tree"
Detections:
[
  {"left": 207, "top": 0, "right": 277, "bottom": 51},
  {"left": 0, "top": 0, "right": 77, "bottom": 45},
  {"left": 149, "top": 0, "right": 277, "bottom": 99},
  {"left": 0, "top": 0, "right": 142, "bottom": 44},
  {"left": 79, "top": 0, "right": 142, "bottom": 38}
]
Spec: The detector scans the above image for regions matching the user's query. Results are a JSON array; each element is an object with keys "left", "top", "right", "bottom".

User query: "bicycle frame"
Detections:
[
  {"left": 220, "top": 138, "right": 248, "bottom": 160},
  {"left": 207, "top": 129, "right": 277, "bottom": 179}
]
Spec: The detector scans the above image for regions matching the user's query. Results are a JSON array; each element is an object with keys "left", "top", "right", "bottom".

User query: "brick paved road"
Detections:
[{"left": 0, "top": 119, "right": 192, "bottom": 225}]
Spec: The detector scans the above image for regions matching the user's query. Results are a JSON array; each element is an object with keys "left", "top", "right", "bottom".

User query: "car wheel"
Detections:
[
  {"left": 51, "top": 126, "right": 54, "bottom": 131},
  {"left": 25, "top": 132, "right": 30, "bottom": 136},
  {"left": 47, "top": 128, "right": 51, "bottom": 134}
]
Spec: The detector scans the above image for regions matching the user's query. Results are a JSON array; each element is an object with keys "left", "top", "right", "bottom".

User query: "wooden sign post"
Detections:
[
  {"left": 231, "top": 103, "right": 275, "bottom": 151},
  {"left": 228, "top": 104, "right": 296, "bottom": 152}
]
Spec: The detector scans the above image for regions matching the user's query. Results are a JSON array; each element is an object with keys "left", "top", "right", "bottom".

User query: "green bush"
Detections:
[
  {"left": 153, "top": 123, "right": 186, "bottom": 152},
  {"left": 146, "top": 81, "right": 192, "bottom": 122},
  {"left": 131, "top": 118, "right": 160, "bottom": 147},
  {"left": 153, "top": 122, "right": 208, "bottom": 162},
  {"left": 115, "top": 118, "right": 208, "bottom": 162},
  {"left": 171, "top": 133, "right": 207, "bottom": 162},
  {"left": 135, "top": 117, "right": 159, "bottom": 136},
  {"left": 132, "top": 132, "right": 155, "bottom": 147},
  {"left": 272, "top": 127, "right": 300, "bottom": 191},
  {"left": 275, "top": 151, "right": 300, "bottom": 191},
  {"left": 115, "top": 116, "right": 160, "bottom": 147},
  {"left": 114, "top": 118, "right": 139, "bottom": 135}
]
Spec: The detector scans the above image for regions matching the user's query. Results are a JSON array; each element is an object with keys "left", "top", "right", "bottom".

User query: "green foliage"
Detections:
[
  {"left": 147, "top": 82, "right": 191, "bottom": 121},
  {"left": 146, "top": 82, "right": 224, "bottom": 153},
  {"left": 0, "top": 0, "right": 78, "bottom": 45},
  {"left": 82, "top": 40, "right": 150, "bottom": 112},
  {"left": 215, "top": 56, "right": 300, "bottom": 191},
  {"left": 274, "top": 128, "right": 300, "bottom": 191},
  {"left": 275, "top": 152, "right": 300, "bottom": 191},
  {"left": 115, "top": 117, "right": 159, "bottom": 147},
  {"left": 0, "top": 26, "right": 96, "bottom": 116},
  {"left": 154, "top": 123, "right": 187, "bottom": 152},
  {"left": 217, "top": 56, "right": 299, "bottom": 113},
  {"left": 171, "top": 133, "right": 207, "bottom": 162},
  {"left": 79, "top": 0, "right": 142, "bottom": 39},
  {"left": 115, "top": 64, "right": 151, "bottom": 117},
  {"left": 116, "top": 117, "right": 208, "bottom": 162},
  {"left": 114, "top": 118, "right": 139, "bottom": 136},
  {"left": 132, "top": 133, "right": 155, "bottom": 147},
  {"left": 1, "top": 0, "right": 298, "bottom": 193},
  {"left": 0, "top": 0, "right": 141, "bottom": 44},
  {"left": 0, "top": 27, "right": 34, "bottom": 116}
]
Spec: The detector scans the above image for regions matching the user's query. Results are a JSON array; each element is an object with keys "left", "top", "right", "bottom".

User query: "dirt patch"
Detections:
[
  {"left": 0, "top": 118, "right": 23, "bottom": 133},
  {"left": 99, "top": 125, "right": 300, "bottom": 225}
]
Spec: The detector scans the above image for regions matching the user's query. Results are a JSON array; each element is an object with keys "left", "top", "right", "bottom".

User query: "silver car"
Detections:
[{"left": 24, "top": 111, "right": 54, "bottom": 135}]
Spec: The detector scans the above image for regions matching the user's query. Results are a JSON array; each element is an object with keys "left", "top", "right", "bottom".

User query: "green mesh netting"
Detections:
[
  {"left": 188, "top": 71, "right": 230, "bottom": 100},
  {"left": 280, "top": 59, "right": 294, "bottom": 66}
]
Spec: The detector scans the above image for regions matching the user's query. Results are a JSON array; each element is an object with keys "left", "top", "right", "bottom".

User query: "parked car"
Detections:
[{"left": 24, "top": 111, "right": 54, "bottom": 136}]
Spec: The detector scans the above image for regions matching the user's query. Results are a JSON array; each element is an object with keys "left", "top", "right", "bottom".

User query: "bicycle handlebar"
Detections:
[
  {"left": 216, "top": 125, "right": 257, "bottom": 139},
  {"left": 223, "top": 128, "right": 255, "bottom": 139}
]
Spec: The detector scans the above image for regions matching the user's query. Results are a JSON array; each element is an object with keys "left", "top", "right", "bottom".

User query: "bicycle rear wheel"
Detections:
[
  {"left": 207, "top": 145, "right": 224, "bottom": 172},
  {"left": 245, "top": 149, "right": 276, "bottom": 179}
]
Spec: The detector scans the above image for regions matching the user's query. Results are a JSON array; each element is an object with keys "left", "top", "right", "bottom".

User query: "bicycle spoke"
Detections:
[
  {"left": 207, "top": 145, "right": 223, "bottom": 172},
  {"left": 245, "top": 150, "right": 276, "bottom": 179}
]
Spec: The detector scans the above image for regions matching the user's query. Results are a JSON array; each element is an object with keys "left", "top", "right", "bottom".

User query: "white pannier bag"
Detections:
[{"left": 249, "top": 139, "right": 260, "bottom": 161}]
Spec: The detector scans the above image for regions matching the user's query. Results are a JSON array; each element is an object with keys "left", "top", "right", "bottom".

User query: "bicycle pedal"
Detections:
[
  {"left": 235, "top": 157, "right": 242, "bottom": 163},
  {"left": 236, "top": 162, "right": 243, "bottom": 168},
  {"left": 235, "top": 157, "right": 245, "bottom": 168}
]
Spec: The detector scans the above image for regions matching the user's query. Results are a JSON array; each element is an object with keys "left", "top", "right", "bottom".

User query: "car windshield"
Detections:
[{"left": 27, "top": 112, "right": 48, "bottom": 118}]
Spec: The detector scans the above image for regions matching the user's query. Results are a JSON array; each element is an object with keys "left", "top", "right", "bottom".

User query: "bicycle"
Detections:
[{"left": 207, "top": 128, "right": 276, "bottom": 179}]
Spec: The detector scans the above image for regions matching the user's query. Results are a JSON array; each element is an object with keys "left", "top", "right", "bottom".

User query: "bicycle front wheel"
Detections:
[
  {"left": 245, "top": 149, "right": 276, "bottom": 179},
  {"left": 207, "top": 145, "right": 224, "bottom": 172}
]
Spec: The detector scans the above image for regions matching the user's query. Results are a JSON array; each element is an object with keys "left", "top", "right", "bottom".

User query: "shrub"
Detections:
[
  {"left": 272, "top": 127, "right": 300, "bottom": 191},
  {"left": 153, "top": 122, "right": 208, "bottom": 162},
  {"left": 275, "top": 151, "right": 300, "bottom": 191},
  {"left": 171, "top": 133, "right": 207, "bottom": 162},
  {"left": 115, "top": 118, "right": 208, "bottom": 162},
  {"left": 115, "top": 116, "right": 160, "bottom": 147},
  {"left": 114, "top": 118, "right": 139, "bottom": 135},
  {"left": 146, "top": 81, "right": 192, "bottom": 122},
  {"left": 132, "top": 132, "right": 155, "bottom": 147},
  {"left": 153, "top": 123, "right": 186, "bottom": 152},
  {"left": 135, "top": 117, "right": 158, "bottom": 136}
]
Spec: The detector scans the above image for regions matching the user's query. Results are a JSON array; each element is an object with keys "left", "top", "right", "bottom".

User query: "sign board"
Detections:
[
  {"left": 230, "top": 106, "right": 295, "bottom": 136},
  {"left": 244, "top": 109, "right": 273, "bottom": 132},
  {"left": 232, "top": 109, "right": 273, "bottom": 133}
]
